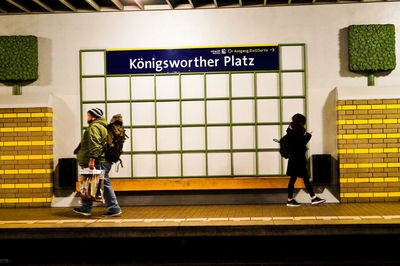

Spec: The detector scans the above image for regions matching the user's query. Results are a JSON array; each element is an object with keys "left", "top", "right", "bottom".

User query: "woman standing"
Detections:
[{"left": 286, "top": 113, "right": 325, "bottom": 207}]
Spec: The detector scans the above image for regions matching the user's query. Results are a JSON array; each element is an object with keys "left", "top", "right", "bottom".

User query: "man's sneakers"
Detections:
[
  {"left": 102, "top": 210, "right": 122, "bottom": 217},
  {"left": 287, "top": 199, "right": 301, "bottom": 207},
  {"left": 74, "top": 207, "right": 122, "bottom": 217},
  {"left": 73, "top": 207, "right": 91, "bottom": 216},
  {"left": 311, "top": 196, "right": 326, "bottom": 206}
]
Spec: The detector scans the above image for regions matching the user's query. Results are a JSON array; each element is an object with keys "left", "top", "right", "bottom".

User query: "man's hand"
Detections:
[{"left": 88, "top": 158, "right": 95, "bottom": 169}]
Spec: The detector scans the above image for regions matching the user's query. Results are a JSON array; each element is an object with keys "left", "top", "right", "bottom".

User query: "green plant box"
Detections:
[
  {"left": 0, "top": 35, "right": 38, "bottom": 83},
  {"left": 348, "top": 24, "right": 396, "bottom": 73}
]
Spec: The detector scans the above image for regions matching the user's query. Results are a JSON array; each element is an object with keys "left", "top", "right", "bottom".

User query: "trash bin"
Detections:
[
  {"left": 311, "top": 154, "right": 336, "bottom": 184},
  {"left": 58, "top": 158, "right": 78, "bottom": 188}
]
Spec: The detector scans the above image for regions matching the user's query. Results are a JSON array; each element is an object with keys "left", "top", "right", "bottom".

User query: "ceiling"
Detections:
[{"left": 0, "top": 0, "right": 392, "bottom": 15}]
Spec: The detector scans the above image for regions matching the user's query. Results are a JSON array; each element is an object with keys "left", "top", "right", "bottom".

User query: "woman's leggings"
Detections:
[{"left": 288, "top": 176, "right": 315, "bottom": 199}]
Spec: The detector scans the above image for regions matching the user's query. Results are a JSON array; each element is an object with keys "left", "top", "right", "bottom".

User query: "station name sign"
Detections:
[{"left": 105, "top": 44, "right": 279, "bottom": 75}]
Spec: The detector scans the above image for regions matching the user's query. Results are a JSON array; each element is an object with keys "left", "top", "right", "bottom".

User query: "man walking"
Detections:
[{"left": 73, "top": 108, "right": 122, "bottom": 217}]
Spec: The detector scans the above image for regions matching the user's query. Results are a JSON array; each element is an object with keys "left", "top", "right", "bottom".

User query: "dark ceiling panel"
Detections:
[
  {"left": 94, "top": 0, "right": 116, "bottom": 7},
  {"left": 67, "top": 0, "right": 94, "bottom": 9},
  {"left": 17, "top": 0, "right": 51, "bottom": 12},
  {"left": 0, "top": 0, "right": 43, "bottom": 12},
  {"left": 137, "top": 0, "right": 166, "bottom": 5},
  {"left": 0, "top": 1, "right": 21, "bottom": 13},
  {"left": 195, "top": 0, "right": 215, "bottom": 6},
  {"left": 39, "top": 0, "right": 71, "bottom": 11},
  {"left": 265, "top": 0, "right": 290, "bottom": 5},
  {"left": 242, "top": 0, "right": 264, "bottom": 5},
  {"left": 174, "top": 0, "right": 190, "bottom": 5},
  {"left": 217, "top": 0, "right": 240, "bottom": 6},
  {"left": 291, "top": 0, "right": 313, "bottom": 4}
]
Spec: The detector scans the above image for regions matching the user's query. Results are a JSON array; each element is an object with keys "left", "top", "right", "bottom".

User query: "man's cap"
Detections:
[{"left": 88, "top": 108, "right": 103, "bottom": 118}]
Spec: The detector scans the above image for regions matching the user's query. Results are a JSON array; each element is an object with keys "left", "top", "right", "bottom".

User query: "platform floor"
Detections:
[
  {"left": 1, "top": 203, "right": 400, "bottom": 265},
  {"left": 0, "top": 203, "right": 399, "bottom": 232}
]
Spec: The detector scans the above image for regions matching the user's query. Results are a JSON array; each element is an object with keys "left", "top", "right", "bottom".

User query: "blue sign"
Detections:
[{"left": 105, "top": 45, "right": 279, "bottom": 75}]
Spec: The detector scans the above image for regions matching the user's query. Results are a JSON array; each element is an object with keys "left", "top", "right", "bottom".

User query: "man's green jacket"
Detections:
[{"left": 77, "top": 118, "right": 108, "bottom": 166}]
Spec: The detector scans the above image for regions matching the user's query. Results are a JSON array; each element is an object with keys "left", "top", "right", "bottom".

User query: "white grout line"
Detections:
[
  {"left": 185, "top": 218, "right": 208, "bottom": 222},
  {"left": 121, "top": 219, "right": 145, "bottom": 222},
  {"left": 382, "top": 215, "right": 400, "bottom": 219},
  {"left": 164, "top": 218, "right": 186, "bottom": 222},
  {"left": 360, "top": 216, "right": 382, "bottom": 219},
  {"left": 96, "top": 219, "right": 123, "bottom": 223},
  {"left": 251, "top": 217, "right": 272, "bottom": 221},
  {"left": 0, "top": 220, "right": 35, "bottom": 224},
  {"left": 294, "top": 216, "right": 316, "bottom": 220},
  {"left": 143, "top": 219, "right": 165, "bottom": 223},
  {"left": 208, "top": 218, "right": 229, "bottom": 221},
  {"left": 316, "top": 216, "right": 339, "bottom": 220},
  {"left": 32, "top": 220, "right": 58, "bottom": 223},
  {"left": 272, "top": 217, "right": 294, "bottom": 221},
  {"left": 337, "top": 216, "right": 361, "bottom": 220},
  {"left": 229, "top": 217, "right": 251, "bottom": 221},
  {"left": 57, "top": 219, "right": 94, "bottom": 223}
]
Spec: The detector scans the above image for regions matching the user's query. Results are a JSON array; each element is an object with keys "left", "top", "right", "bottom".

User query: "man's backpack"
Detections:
[
  {"left": 105, "top": 114, "right": 129, "bottom": 168},
  {"left": 273, "top": 135, "right": 291, "bottom": 159}
]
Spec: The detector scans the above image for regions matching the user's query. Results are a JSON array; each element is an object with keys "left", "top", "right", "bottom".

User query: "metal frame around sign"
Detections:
[{"left": 79, "top": 43, "right": 307, "bottom": 179}]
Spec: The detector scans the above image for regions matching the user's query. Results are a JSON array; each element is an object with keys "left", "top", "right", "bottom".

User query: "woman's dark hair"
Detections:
[{"left": 291, "top": 113, "right": 306, "bottom": 134}]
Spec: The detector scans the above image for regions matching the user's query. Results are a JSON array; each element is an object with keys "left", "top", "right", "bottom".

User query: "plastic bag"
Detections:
[{"left": 79, "top": 168, "right": 105, "bottom": 202}]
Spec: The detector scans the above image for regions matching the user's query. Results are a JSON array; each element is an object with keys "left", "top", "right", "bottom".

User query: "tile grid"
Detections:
[
  {"left": 0, "top": 107, "right": 53, "bottom": 208},
  {"left": 337, "top": 99, "right": 400, "bottom": 203}
]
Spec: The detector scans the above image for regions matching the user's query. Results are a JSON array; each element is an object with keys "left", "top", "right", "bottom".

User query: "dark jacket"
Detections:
[
  {"left": 286, "top": 124, "right": 312, "bottom": 178},
  {"left": 76, "top": 118, "right": 108, "bottom": 166}
]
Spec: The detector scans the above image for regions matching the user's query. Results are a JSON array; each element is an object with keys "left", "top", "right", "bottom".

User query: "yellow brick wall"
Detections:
[
  {"left": 0, "top": 107, "right": 53, "bottom": 207},
  {"left": 337, "top": 99, "right": 400, "bottom": 203}
]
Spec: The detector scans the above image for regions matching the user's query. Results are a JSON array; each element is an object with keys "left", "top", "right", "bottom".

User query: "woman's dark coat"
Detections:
[{"left": 286, "top": 124, "right": 311, "bottom": 178}]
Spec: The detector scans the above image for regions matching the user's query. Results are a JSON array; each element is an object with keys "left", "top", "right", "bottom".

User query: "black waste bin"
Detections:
[
  {"left": 58, "top": 158, "right": 78, "bottom": 188},
  {"left": 311, "top": 154, "right": 336, "bottom": 184}
]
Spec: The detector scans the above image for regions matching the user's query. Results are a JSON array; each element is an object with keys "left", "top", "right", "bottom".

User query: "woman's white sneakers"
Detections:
[
  {"left": 286, "top": 199, "right": 301, "bottom": 207},
  {"left": 287, "top": 197, "right": 326, "bottom": 207}
]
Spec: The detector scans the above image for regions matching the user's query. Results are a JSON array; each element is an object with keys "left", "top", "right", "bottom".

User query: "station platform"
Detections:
[
  {"left": 1, "top": 203, "right": 399, "bottom": 239},
  {"left": 1, "top": 203, "right": 400, "bottom": 265}
]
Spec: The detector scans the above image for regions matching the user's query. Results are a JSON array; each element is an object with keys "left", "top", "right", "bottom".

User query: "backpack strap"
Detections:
[{"left": 115, "top": 158, "right": 124, "bottom": 172}]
